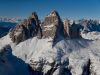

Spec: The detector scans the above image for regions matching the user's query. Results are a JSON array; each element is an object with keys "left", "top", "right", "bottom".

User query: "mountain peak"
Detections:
[
  {"left": 9, "top": 12, "right": 42, "bottom": 44},
  {"left": 9, "top": 10, "right": 84, "bottom": 44},
  {"left": 49, "top": 10, "right": 60, "bottom": 17},
  {"left": 42, "top": 10, "right": 64, "bottom": 40},
  {"left": 31, "top": 12, "right": 38, "bottom": 20}
]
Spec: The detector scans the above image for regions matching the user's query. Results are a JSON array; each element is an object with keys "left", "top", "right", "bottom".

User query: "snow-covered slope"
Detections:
[
  {"left": 0, "top": 45, "right": 30, "bottom": 75},
  {"left": 81, "top": 31, "right": 100, "bottom": 40},
  {"left": 0, "top": 34, "right": 12, "bottom": 50},
  {"left": 0, "top": 33, "right": 100, "bottom": 75}
]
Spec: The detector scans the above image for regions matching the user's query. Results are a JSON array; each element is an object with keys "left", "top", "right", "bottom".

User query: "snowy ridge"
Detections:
[
  {"left": 0, "top": 34, "right": 12, "bottom": 50},
  {"left": 0, "top": 33, "right": 100, "bottom": 75},
  {"left": 81, "top": 31, "right": 100, "bottom": 40}
]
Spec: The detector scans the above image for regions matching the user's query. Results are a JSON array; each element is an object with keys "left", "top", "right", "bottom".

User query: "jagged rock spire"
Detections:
[
  {"left": 10, "top": 12, "right": 42, "bottom": 44},
  {"left": 42, "top": 10, "right": 64, "bottom": 40},
  {"left": 63, "top": 19, "right": 70, "bottom": 37},
  {"left": 69, "top": 21, "right": 82, "bottom": 38},
  {"left": 9, "top": 10, "right": 83, "bottom": 44},
  {"left": 63, "top": 20, "right": 83, "bottom": 38},
  {"left": 49, "top": 10, "right": 60, "bottom": 18}
]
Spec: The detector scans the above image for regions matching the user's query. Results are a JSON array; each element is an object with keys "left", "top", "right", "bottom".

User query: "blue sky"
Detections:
[{"left": 0, "top": 0, "right": 100, "bottom": 19}]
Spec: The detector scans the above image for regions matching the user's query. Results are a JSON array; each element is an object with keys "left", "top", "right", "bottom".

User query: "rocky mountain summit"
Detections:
[
  {"left": 63, "top": 20, "right": 82, "bottom": 38},
  {"left": 10, "top": 10, "right": 83, "bottom": 44},
  {"left": 42, "top": 10, "right": 64, "bottom": 39},
  {"left": 9, "top": 12, "right": 42, "bottom": 44},
  {"left": 9, "top": 10, "right": 100, "bottom": 44}
]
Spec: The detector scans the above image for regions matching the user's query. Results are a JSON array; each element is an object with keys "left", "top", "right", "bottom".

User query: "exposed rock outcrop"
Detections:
[
  {"left": 10, "top": 12, "right": 42, "bottom": 44},
  {"left": 63, "top": 20, "right": 82, "bottom": 38},
  {"left": 9, "top": 10, "right": 85, "bottom": 44},
  {"left": 69, "top": 21, "right": 82, "bottom": 38},
  {"left": 42, "top": 10, "right": 64, "bottom": 39},
  {"left": 80, "top": 19, "right": 100, "bottom": 33},
  {"left": 63, "top": 19, "right": 70, "bottom": 38},
  {"left": 79, "top": 19, "right": 90, "bottom": 33}
]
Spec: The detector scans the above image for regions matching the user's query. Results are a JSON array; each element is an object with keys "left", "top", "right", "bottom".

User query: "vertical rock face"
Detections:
[
  {"left": 26, "top": 12, "right": 43, "bottom": 38},
  {"left": 42, "top": 10, "right": 64, "bottom": 39},
  {"left": 63, "top": 20, "right": 82, "bottom": 38},
  {"left": 9, "top": 24, "right": 28, "bottom": 44},
  {"left": 69, "top": 21, "right": 82, "bottom": 38},
  {"left": 9, "top": 10, "right": 83, "bottom": 44},
  {"left": 10, "top": 12, "right": 42, "bottom": 44},
  {"left": 63, "top": 19, "right": 70, "bottom": 37}
]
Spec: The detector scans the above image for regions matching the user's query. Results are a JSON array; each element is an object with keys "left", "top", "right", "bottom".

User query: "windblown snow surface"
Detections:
[{"left": 0, "top": 32, "right": 100, "bottom": 75}]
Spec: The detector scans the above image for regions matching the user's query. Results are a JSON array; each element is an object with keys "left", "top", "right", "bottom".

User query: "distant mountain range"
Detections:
[
  {"left": 0, "top": 17, "right": 23, "bottom": 23},
  {"left": 0, "top": 22, "right": 16, "bottom": 38},
  {"left": 0, "top": 17, "right": 23, "bottom": 38}
]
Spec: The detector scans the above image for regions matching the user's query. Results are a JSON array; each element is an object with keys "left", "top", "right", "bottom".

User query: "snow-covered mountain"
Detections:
[
  {"left": 0, "top": 17, "right": 22, "bottom": 23},
  {"left": 0, "top": 11, "right": 100, "bottom": 75}
]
